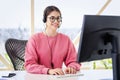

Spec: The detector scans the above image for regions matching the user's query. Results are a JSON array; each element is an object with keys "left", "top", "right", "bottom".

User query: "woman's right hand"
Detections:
[{"left": 47, "top": 68, "right": 64, "bottom": 75}]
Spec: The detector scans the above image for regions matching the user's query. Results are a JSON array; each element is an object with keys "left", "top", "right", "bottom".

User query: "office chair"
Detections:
[{"left": 5, "top": 38, "right": 27, "bottom": 70}]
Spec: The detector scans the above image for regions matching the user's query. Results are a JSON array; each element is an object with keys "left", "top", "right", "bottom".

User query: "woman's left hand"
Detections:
[{"left": 64, "top": 67, "right": 77, "bottom": 74}]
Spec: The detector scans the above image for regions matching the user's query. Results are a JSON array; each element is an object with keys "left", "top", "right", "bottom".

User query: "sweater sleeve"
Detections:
[
  {"left": 24, "top": 36, "right": 49, "bottom": 74},
  {"left": 64, "top": 38, "right": 81, "bottom": 71}
]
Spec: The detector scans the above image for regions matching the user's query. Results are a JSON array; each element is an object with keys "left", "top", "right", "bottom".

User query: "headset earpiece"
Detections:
[{"left": 43, "top": 16, "right": 46, "bottom": 23}]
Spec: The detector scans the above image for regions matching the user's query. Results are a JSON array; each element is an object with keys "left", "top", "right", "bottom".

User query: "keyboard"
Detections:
[
  {"left": 57, "top": 73, "right": 83, "bottom": 78},
  {"left": 53, "top": 73, "right": 84, "bottom": 80}
]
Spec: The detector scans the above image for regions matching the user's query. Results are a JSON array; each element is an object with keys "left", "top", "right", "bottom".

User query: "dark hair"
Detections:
[{"left": 43, "top": 5, "right": 61, "bottom": 23}]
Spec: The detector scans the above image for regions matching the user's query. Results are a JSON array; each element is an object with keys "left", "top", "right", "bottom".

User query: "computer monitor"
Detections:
[{"left": 77, "top": 15, "right": 120, "bottom": 80}]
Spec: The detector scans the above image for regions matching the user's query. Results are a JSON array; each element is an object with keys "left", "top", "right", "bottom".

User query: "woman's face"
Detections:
[{"left": 46, "top": 11, "right": 61, "bottom": 31}]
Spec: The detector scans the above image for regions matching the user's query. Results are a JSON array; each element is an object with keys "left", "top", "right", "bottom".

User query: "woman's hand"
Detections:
[
  {"left": 65, "top": 67, "right": 77, "bottom": 74},
  {"left": 47, "top": 68, "right": 64, "bottom": 75}
]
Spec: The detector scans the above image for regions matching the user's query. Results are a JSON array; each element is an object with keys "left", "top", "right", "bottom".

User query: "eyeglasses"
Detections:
[{"left": 48, "top": 16, "right": 62, "bottom": 22}]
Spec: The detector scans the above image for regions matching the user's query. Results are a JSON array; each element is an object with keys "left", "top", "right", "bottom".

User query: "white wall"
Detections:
[
  {"left": 35, "top": 0, "right": 120, "bottom": 30},
  {"left": 0, "top": 0, "right": 119, "bottom": 29}
]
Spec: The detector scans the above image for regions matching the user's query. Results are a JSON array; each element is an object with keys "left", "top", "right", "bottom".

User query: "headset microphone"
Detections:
[{"left": 58, "top": 21, "right": 62, "bottom": 28}]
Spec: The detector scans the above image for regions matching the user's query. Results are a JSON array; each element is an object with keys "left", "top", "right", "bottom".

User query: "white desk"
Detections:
[{"left": 0, "top": 70, "right": 113, "bottom": 80}]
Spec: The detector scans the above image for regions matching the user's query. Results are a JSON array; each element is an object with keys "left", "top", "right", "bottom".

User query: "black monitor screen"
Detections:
[{"left": 77, "top": 15, "right": 120, "bottom": 62}]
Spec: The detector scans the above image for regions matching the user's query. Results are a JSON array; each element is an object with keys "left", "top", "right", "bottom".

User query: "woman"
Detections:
[{"left": 24, "top": 5, "right": 81, "bottom": 75}]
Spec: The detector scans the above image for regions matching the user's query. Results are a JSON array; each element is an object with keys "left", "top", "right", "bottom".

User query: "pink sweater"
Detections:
[{"left": 24, "top": 32, "right": 80, "bottom": 74}]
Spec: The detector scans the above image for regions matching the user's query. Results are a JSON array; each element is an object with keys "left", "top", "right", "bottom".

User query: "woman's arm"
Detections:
[
  {"left": 64, "top": 38, "right": 81, "bottom": 71},
  {"left": 24, "top": 36, "right": 49, "bottom": 74}
]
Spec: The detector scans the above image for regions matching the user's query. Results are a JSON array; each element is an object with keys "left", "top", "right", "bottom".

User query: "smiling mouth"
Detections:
[{"left": 52, "top": 24, "right": 59, "bottom": 27}]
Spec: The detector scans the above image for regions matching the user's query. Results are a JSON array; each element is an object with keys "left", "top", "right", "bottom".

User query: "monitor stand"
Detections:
[
  {"left": 111, "top": 36, "right": 120, "bottom": 80},
  {"left": 104, "top": 33, "right": 120, "bottom": 80}
]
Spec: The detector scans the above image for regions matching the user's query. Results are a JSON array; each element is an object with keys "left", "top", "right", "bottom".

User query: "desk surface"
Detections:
[{"left": 0, "top": 70, "right": 113, "bottom": 80}]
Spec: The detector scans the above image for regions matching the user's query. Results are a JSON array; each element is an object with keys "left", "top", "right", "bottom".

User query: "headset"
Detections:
[{"left": 43, "top": 13, "right": 47, "bottom": 23}]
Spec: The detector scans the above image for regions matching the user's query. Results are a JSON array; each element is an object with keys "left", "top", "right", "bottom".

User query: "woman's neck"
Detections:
[{"left": 44, "top": 29, "right": 57, "bottom": 37}]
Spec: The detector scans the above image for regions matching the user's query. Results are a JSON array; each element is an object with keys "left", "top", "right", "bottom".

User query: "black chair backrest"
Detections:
[{"left": 5, "top": 38, "right": 27, "bottom": 70}]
